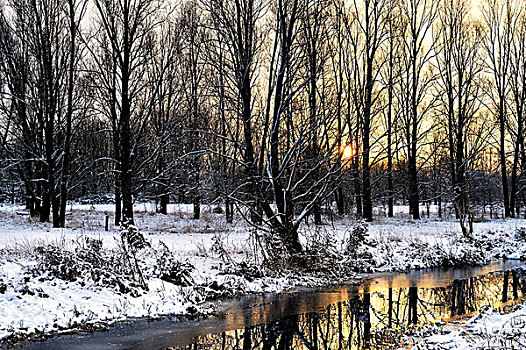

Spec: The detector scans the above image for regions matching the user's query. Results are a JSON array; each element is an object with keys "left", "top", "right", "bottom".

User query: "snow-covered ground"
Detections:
[
  {"left": 1, "top": 202, "right": 526, "bottom": 345},
  {"left": 413, "top": 304, "right": 526, "bottom": 349},
  {"left": 0, "top": 203, "right": 295, "bottom": 342}
]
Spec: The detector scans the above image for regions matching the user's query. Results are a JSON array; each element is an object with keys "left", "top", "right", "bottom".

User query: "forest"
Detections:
[{"left": 0, "top": 0, "right": 526, "bottom": 256}]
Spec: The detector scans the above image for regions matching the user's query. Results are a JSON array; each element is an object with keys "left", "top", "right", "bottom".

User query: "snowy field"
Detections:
[{"left": 1, "top": 202, "right": 526, "bottom": 345}]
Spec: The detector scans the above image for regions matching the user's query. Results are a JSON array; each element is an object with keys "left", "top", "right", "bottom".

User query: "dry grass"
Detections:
[{"left": 3, "top": 206, "right": 235, "bottom": 236}]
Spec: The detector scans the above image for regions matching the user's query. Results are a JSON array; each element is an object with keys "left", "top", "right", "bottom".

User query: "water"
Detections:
[{"left": 15, "top": 260, "right": 526, "bottom": 349}]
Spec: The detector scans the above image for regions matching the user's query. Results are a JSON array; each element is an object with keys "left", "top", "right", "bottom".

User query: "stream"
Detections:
[{"left": 15, "top": 260, "right": 526, "bottom": 349}]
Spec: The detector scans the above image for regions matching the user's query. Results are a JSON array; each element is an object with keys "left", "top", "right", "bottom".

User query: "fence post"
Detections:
[{"left": 105, "top": 213, "right": 109, "bottom": 231}]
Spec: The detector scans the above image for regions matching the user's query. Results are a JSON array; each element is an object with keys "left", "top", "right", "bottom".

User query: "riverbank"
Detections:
[
  {"left": 1, "top": 202, "right": 526, "bottom": 344},
  {"left": 13, "top": 261, "right": 526, "bottom": 350},
  {"left": 413, "top": 302, "right": 526, "bottom": 349}
]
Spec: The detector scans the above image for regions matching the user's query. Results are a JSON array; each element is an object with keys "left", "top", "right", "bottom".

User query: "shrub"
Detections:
[
  {"left": 345, "top": 221, "right": 369, "bottom": 255},
  {"left": 154, "top": 242, "right": 194, "bottom": 287},
  {"left": 119, "top": 221, "right": 150, "bottom": 289},
  {"left": 515, "top": 227, "right": 526, "bottom": 240},
  {"left": 31, "top": 236, "right": 144, "bottom": 294},
  {"left": 299, "top": 226, "right": 343, "bottom": 273}
]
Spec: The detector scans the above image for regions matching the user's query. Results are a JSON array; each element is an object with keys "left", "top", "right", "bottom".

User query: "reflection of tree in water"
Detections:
[
  {"left": 501, "top": 270, "right": 523, "bottom": 302},
  {"left": 512, "top": 270, "right": 520, "bottom": 300},
  {"left": 172, "top": 270, "right": 525, "bottom": 350},
  {"left": 448, "top": 270, "right": 524, "bottom": 317},
  {"left": 450, "top": 278, "right": 475, "bottom": 316}
]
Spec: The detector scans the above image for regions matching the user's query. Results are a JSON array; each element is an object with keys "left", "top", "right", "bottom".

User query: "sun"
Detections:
[{"left": 341, "top": 144, "right": 354, "bottom": 159}]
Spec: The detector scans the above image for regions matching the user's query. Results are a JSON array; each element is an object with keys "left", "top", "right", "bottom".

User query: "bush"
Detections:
[
  {"left": 31, "top": 236, "right": 144, "bottom": 294},
  {"left": 299, "top": 226, "right": 343, "bottom": 273},
  {"left": 515, "top": 227, "right": 526, "bottom": 240},
  {"left": 420, "top": 238, "right": 486, "bottom": 268},
  {"left": 154, "top": 242, "right": 194, "bottom": 287},
  {"left": 220, "top": 260, "right": 264, "bottom": 282},
  {"left": 119, "top": 221, "right": 150, "bottom": 289},
  {"left": 34, "top": 244, "right": 84, "bottom": 282},
  {"left": 345, "top": 221, "right": 369, "bottom": 255}
]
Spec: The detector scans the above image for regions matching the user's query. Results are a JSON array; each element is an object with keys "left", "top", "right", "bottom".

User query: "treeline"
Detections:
[{"left": 0, "top": 0, "right": 525, "bottom": 253}]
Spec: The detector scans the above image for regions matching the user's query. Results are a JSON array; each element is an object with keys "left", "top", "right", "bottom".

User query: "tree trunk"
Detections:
[
  {"left": 120, "top": 10, "right": 134, "bottom": 224},
  {"left": 159, "top": 155, "right": 168, "bottom": 215},
  {"left": 510, "top": 118, "right": 523, "bottom": 218},
  {"left": 192, "top": 168, "right": 200, "bottom": 220},
  {"left": 387, "top": 74, "right": 394, "bottom": 218},
  {"left": 362, "top": 50, "right": 374, "bottom": 222},
  {"left": 499, "top": 104, "right": 511, "bottom": 218},
  {"left": 58, "top": 0, "right": 76, "bottom": 228}
]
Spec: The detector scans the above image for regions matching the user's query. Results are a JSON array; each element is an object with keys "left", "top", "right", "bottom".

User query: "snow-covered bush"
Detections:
[
  {"left": 219, "top": 260, "right": 264, "bottom": 282},
  {"left": 345, "top": 221, "right": 368, "bottom": 255},
  {"left": 154, "top": 241, "right": 194, "bottom": 287},
  {"left": 119, "top": 221, "right": 150, "bottom": 289},
  {"left": 31, "top": 238, "right": 140, "bottom": 293},
  {"left": 254, "top": 230, "right": 290, "bottom": 272},
  {"left": 210, "top": 233, "right": 233, "bottom": 265},
  {"left": 33, "top": 244, "right": 85, "bottom": 282},
  {"left": 515, "top": 227, "right": 526, "bottom": 241},
  {"left": 365, "top": 234, "right": 487, "bottom": 271},
  {"left": 29, "top": 224, "right": 163, "bottom": 294},
  {"left": 420, "top": 239, "right": 486, "bottom": 267},
  {"left": 299, "top": 226, "right": 343, "bottom": 273},
  {"left": 414, "top": 305, "right": 526, "bottom": 349}
]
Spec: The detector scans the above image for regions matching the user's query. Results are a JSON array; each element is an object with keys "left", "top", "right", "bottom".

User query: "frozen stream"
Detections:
[{"left": 15, "top": 260, "right": 526, "bottom": 349}]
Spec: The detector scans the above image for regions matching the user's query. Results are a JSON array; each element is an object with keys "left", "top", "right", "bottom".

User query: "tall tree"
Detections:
[
  {"left": 204, "top": 0, "right": 265, "bottom": 223},
  {"left": 381, "top": 0, "right": 404, "bottom": 218},
  {"left": 3, "top": 0, "right": 85, "bottom": 227},
  {"left": 481, "top": 0, "right": 514, "bottom": 217},
  {"left": 93, "top": 0, "right": 163, "bottom": 224},
  {"left": 58, "top": 0, "right": 87, "bottom": 227},
  {"left": 0, "top": 5, "right": 37, "bottom": 216},
  {"left": 347, "top": 0, "right": 390, "bottom": 221},
  {"left": 508, "top": 3, "right": 526, "bottom": 217},
  {"left": 257, "top": 0, "right": 344, "bottom": 255},
  {"left": 148, "top": 18, "right": 183, "bottom": 215},
  {"left": 398, "top": 0, "right": 439, "bottom": 220},
  {"left": 434, "top": 0, "right": 483, "bottom": 224},
  {"left": 180, "top": 1, "right": 209, "bottom": 220}
]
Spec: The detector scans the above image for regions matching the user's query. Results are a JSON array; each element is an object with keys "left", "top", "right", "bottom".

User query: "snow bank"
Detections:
[{"left": 414, "top": 305, "right": 526, "bottom": 349}]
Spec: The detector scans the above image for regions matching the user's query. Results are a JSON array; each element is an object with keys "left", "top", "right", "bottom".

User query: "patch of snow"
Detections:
[{"left": 415, "top": 305, "right": 526, "bottom": 349}]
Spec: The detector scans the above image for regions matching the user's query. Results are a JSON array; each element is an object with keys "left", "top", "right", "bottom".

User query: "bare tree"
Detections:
[
  {"left": 148, "top": 17, "right": 183, "bottom": 215},
  {"left": 252, "top": 0, "right": 345, "bottom": 256},
  {"left": 398, "top": 0, "right": 439, "bottom": 220},
  {"left": 330, "top": 0, "right": 348, "bottom": 216},
  {"left": 508, "top": 3, "right": 526, "bottom": 217},
  {"left": 299, "top": 0, "right": 328, "bottom": 225},
  {"left": 204, "top": 0, "right": 266, "bottom": 222},
  {"left": 434, "top": 0, "right": 484, "bottom": 230},
  {"left": 58, "top": 0, "right": 87, "bottom": 227},
  {"left": 1, "top": 0, "right": 86, "bottom": 227},
  {"left": 381, "top": 0, "right": 404, "bottom": 218},
  {"left": 345, "top": 0, "right": 390, "bottom": 221},
  {"left": 0, "top": 4, "right": 37, "bottom": 215},
  {"left": 92, "top": 0, "right": 163, "bottom": 224},
  {"left": 481, "top": 0, "right": 515, "bottom": 217},
  {"left": 179, "top": 1, "right": 209, "bottom": 220}
]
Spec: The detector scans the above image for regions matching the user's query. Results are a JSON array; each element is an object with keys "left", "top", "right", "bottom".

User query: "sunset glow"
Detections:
[{"left": 342, "top": 144, "right": 355, "bottom": 159}]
